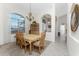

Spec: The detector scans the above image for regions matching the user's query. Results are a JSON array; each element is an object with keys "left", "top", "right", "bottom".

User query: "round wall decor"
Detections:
[{"left": 71, "top": 4, "right": 79, "bottom": 32}]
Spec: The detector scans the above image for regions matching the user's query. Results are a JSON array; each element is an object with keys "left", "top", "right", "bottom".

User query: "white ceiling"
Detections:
[
  {"left": 12, "top": 3, "right": 53, "bottom": 16},
  {"left": 19, "top": 3, "right": 68, "bottom": 17},
  {"left": 7, "top": 3, "right": 68, "bottom": 17},
  {"left": 55, "top": 3, "right": 68, "bottom": 17}
]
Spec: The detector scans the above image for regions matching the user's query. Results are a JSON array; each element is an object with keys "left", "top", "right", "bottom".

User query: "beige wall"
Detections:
[
  {"left": 0, "top": 3, "right": 30, "bottom": 44},
  {"left": 0, "top": 4, "right": 4, "bottom": 45},
  {"left": 36, "top": 4, "right": 55, "bottom": 42}
]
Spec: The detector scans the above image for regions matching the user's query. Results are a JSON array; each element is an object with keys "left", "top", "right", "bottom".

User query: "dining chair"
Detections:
[
  {"left": 33, "top": 32, "right": 46, "bottom": 53},
  {"left": 19, "top": 33, "right": 29, "bottom": 53},
  {"left": 16, "top": 32, "right": 21, "bottom": 45}
]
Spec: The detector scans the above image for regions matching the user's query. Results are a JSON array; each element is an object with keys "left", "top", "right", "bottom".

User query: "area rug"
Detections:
[{"left": 0, "top": 40, "right": 52, "bottom": 56}]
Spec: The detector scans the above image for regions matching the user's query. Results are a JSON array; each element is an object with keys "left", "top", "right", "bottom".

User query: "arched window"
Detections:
[
  {"left": 10, "top": 13, "right": 25, "bottom": 34},
  {"left": 42, "top": 14, "right": 51, "bottom": 32}
]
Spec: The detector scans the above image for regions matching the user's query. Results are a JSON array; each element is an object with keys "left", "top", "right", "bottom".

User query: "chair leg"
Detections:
[
  {"left": 16, "top": 41, "right": 19, "bottom": 45},
  {"left": 20, "top": 45, "right": 22, "bottom": 49},
  {"left": 42, "top": 46, "right": 44, "bottom": 49},
  {"left": 16, "top": 41, "right": 17, "bottom": 45},
  {"left": 25, "top": 46, "right": 26, "bottom": 53},
  {"left": 39, "top": 47, "right": 41, "bottom": 54}
]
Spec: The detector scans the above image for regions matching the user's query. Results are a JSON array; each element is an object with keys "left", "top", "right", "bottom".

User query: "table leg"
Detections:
[{"left": 29, "top": 42, "right": 32, "bottom": 54}]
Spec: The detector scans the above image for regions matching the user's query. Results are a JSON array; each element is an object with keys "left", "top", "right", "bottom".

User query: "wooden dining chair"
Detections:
[
  {"left": 19, "top": 33, "right": 29, "bottom": 53},
  {"left": 16, "top": 32, "right": 21, "bottom": 45},
  {"left": 33, "top": 32, "right": 46, "bottom": 53}
]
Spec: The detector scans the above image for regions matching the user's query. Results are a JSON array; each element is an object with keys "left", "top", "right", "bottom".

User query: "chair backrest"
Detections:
[
  {"left": 19, "top": 33, "right": 26, "bottom": 45},
  {"left": 16, "top": 32, "right": 20, "bottom": 39},
  {"left": 16, "top": 32, "right": 24, "bottom": 42},
  {"left": 39, "top": 32, "right": 46, "bottom": 47},
  {"left": 16, "top": 32, "right": 23, "bottom": 39}
]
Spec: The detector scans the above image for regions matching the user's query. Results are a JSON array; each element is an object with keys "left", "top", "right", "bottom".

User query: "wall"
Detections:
[
  {"left": 67, "top": 3, "right": 79, "bottom": 55},
  {"left": 0, "top": 4, "right": 4, "bottom": 45},
  {"left": 35, "top": 4, "right": 55, "bottom": 42},
  {"left": 0, "top": 3, "right": 30, "bottom": 44}
]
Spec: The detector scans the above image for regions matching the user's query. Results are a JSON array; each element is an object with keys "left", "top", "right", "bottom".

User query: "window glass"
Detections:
[{"left": 10, "top": 13, "right": 25, "bottom": 34}]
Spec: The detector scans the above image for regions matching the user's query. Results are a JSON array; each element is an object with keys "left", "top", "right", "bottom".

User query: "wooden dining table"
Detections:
[{"left": 24, "top": 34, "right": 41, "bottom": 54}]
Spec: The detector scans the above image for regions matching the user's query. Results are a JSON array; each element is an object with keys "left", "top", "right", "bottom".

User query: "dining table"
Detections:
[{"left": 24, "top": 34, "right": 41, "bottom": 54}]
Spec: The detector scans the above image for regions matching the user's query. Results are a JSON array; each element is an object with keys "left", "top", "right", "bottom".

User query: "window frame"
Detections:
[{"left": 10, "top": 13, "right": 25, "bottom": 34}]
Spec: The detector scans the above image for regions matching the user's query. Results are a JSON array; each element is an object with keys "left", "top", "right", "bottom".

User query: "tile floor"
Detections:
[
  {"left": 41, "top": 38, "right": 69, "bottom": 56},
  {"left": 0, "top": 38, "right": 69, "bottom": 56}
]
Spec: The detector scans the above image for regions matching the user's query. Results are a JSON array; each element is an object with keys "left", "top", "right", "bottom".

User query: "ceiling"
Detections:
[
  {"left": 13, "top": 3, "right": 53, "bottom": 16},
  {"left": 6, "top": 3, "right": 68, "bottom": 17},
  {"left": 19, "top": 3, "right": 68, "bottom": 17}
]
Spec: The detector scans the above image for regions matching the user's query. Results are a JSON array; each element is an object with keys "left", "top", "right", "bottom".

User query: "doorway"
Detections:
[{"left": 55, "top": 15, "right": 67, "bottom": 42}]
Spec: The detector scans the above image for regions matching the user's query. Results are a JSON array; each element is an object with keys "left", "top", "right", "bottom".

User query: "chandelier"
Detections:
[{"left": 26, "top": 3, "right": 34, "bottom": 21}]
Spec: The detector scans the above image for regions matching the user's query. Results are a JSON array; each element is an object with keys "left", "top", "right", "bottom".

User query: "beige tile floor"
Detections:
[
  {"left": 41, "top": 39, "right": 69, "bottom": 56},
  {"left": 0, "top": 39, "right": 69, "bottom": 56}
]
